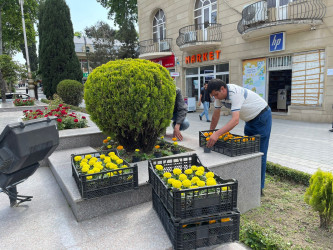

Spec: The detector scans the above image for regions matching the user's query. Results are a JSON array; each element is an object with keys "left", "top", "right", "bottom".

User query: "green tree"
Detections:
[
  {"left": 38, "top": 0, "right": 82, "bottom": 98},
  {"left": 116, "top": 19, "right": 138, "bottom": 59},
  {"left": 84, "top": 21, "right": 118, "bottom": 68}
]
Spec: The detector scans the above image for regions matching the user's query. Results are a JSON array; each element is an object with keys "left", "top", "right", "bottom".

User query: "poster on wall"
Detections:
[{"left": 242, "top": 58, "right": 266, "bottom": 99}]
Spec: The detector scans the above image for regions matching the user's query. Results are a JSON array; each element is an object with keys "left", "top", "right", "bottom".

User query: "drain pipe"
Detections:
[{"left": 330, "top": 104, "right": 333, "bottom": 132}]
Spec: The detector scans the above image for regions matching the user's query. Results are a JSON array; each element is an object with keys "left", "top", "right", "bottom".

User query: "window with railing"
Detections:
[
  {"left": 194, "top": 0, "right": 217, "bottom": 28},
  {"left": 153, "top": 9, "right": 166, "bottom": 42}
]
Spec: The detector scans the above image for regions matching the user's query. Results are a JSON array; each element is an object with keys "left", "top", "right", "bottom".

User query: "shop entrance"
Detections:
[{"left": 268, "top": 70, "right": 291, "bottom": 112}]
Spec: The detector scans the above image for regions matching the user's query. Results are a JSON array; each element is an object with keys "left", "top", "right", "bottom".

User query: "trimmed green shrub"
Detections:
[
  {"left": 84, "top": 58, "right": 176, "bottom": 152},
  {"left": 304, "top": 169, "right": 333, "bottom": 229},
  {"left": 266, "top": 161, "right": 311, "bottom": 186},
  {"left": 57, "top": 79, "right": 84, "bottom": 106}
]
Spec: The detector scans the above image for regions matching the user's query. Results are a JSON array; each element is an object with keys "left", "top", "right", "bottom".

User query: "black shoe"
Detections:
[
  {"left": 261, "top": 189, "right": 264, "bottom": 197},
  {"left": 207, "top": 120, "right": 211, "bottom": 122},
  {"left": 199, "top": 115, "right": 202, "bottom": 121}
]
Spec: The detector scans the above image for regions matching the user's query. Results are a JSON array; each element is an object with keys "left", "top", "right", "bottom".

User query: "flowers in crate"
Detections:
[
  {"left": 153, "top": 145, "right": 161, "bottom": 153},
  {"left": 116, "top": 145, "right": 125, "bottom": 156},
  {"left": 155, "top": 164, "right": 164, "bottom": 176},
  {"left": 172, "top": 141, "right": 179, "bottom": 151},
  {"left": 103, "top": 137, "right": 113, "bottom": 149},
  {"left": 134, "top": 149, "right": 141, "bottom": 157}
]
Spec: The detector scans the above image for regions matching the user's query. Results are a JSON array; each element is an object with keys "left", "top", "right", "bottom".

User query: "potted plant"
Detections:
[
  {"left": 132, "top": 149, "right": 141, "bottom": 162},
  {"left": 159, "top": 136, "right": 166, "bottom": 147},
  {"left": 153, "top": 145, "right": 162, "bottom": 158},
  {"left": 171, "top": 138, "right": 180, "bottom": 154},
  {"left": 204, "top": 137, "right": 211, "bottom": 153}
]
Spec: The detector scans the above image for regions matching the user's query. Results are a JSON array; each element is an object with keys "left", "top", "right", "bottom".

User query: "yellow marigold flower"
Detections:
[
  {"left": 206, "top": 137, "right": 210, "bottom": 141},
  {"left": 172, "top": 137, "right": 177, "bottom": 141},
  {"left": 182, "top": 179, "right": 191, "bottom": 188},
  {"left": 191, "top": 176, "right": 199, "bottom": 184},
  {"left": 163, "top": 172, "right": 172, "bottom": 179},
  {"left": 197, "top": 180, "right": 205, "bottom": 187},
  {"left": 206, "top": 178, "right": 217, "bottom": 186},
  {"left": 120, "top": 165, "right": 128, "bottom": 168},
  {"left": 87, "top": 176, "right": 92, "bottom": 180},
  {"left": 93, "top": 168, "right": 100, "bottom": 173},
  {"left": 104, "top": 158, "right": 111, "bottom": 164},
  {"left": 106, "top": 172, "right": 113, "bottom": 177},
  {"left": 172, "top": 180, "right": 182, "bottom": 189},
  {"left": 209, "top": 132, "right": 213, "bottom": 136},
  {"left": 135, "top": 149, "right": 140, "bottom": 152},
  {"left": 74, "top": 156, "right": 82, "bottom": 162},
  {"left": 203, "top": 132, "right": 209, "bottom": 137},
  {"left": 155, "top": 145, "right": 160, "bottom": 149},
  {"left": 107, "top": 145, "right": 112, "bottom": 149},
  {"left": 173, "top": 168, "right": 182, "bottom": 175},
  {"left": 168, "top": 178, "right": 175, "bottom": 185},
  {"left": 160, "top": 136, "right": 164, "bottom": 139},
  {"left": 156, "top": 165, "right": 164, "bottom": 171},
  {"left": 80, "top": 161, "right": 85, "bottom": 167},
  {"left": 111, "top": 155, "right": 119, "bottom": 161},
  {"left": 106, "top": 163, "right": 112, "bottom": 168},
  {"left": 209, "top": 220, "right": 216, "bottom": 224},
  {"left": 198, "top": 166, "right": 205, "bottom": 172},
  {"left": 195, "top": 170, "right": 204, "bottom": 176},
  {"left": 173, "top": 142, "right": 178, "bottom": 146},
  {"left": 81, "top": 158, "right": 88, "bottom": 163},
  {"left": 100, "top": 154, "right": 105, "bottom": 159},
  {"left": 109, "top": 163, "right": 117, "bottom": 169},
  {"left": 103, "top": 139, "right": 108, "bottom": 143},
  {"left": 107, "top": 137, "right": 111, "bottom": 140},
  {"left": 184, "top": 169, "right": 193, "bottom": 175},
  {"left": 91, "top": 157, "right": 98, "bottom": 162},
  {"left": 108, "top": 152, "right": 115, "bottom": 157},
  {"left": 190, "top": 185, "right": 198, "bottom": 189},
  {"left": 117, "top": 145, "right": 124, "bottom": 150},
  {"left": 179, "top": 174, "right": 187, "bottom": 181},
  {"left": 87, "top": 170, "right": 94, "bottom": 175},
  {"left": 218, "top": 135, "right": 223, "bottom": 139},
  {"left": 206, "top": 172, "right": 215, "bottom": 178},
  {"left": 116, "top": 159, "right": 123, "bottom": 165},
  {"left": 191, "top": 165, "right": 198, "bottom": 171},
  {"left": 85, "top": 154, "right": 92, "bottom": 159},
  {"left": 88, "top": 160, "right": 95, "bottom": 166},
  {"left": 222, "top": 187, "right": 228, "bottom": 191},
  {"left": 81, "top": 166, "right": 89, "bottom": 173}
]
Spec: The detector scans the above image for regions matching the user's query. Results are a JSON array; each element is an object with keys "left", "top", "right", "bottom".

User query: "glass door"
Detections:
[{"left": 277, "top": 0, "right": 290, "bottom": 20}]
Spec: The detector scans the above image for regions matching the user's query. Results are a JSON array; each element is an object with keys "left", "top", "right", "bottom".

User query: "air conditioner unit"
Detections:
[
  {"left": 184, "top": 31, "right": 197, "bottom": 42},
  {"left": 242, "top": 1, "right": 268, "bottom": 26},
  {"left": 159, "top": 41, "right": 170, "bottom": 52}
]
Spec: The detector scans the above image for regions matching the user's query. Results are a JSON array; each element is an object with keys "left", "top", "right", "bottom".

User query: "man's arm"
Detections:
[
  {"left": 207, "top": 111, "right": 240, "bottom": 148},
  {"left": 198, "top": 93, "right": 202, "bottom": 106}
]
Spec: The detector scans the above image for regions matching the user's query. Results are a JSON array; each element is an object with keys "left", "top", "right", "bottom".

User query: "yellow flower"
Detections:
[
  {"left": 117, "top": 145, "right": 124, "bottom": 150},
  {"left": 111, "top": 155, "right": 119, "bottom": 161},
  {"left": 106, "top": 172, "right": 114, "bottom": 177},
  {"left": 85, "top": 154, "right": 92, "bottom": 159},
  {"left": 93, "top": 168, "right": 100, "bottom": 173},
  {"left": 172, "top": 137, "right": 177, "bottom": 141},
  {"left": 173, "top": 142, "right": 178, "bottom": 146},
  {"left": 160, "top": 136, "right": 164, "bottom": 139},
  {"left": 86, "top": 176, "right": 92, "bottom": 180},
  {"left": 81, "top": 158, "right": 88, "bottom": 163},
  {"left": 100, "top": 154, "right": 105, "bottom": 159},
  {"left": 88, "top": 160, "right": 95, "bottom": 166},
  {"left": 206, "top": 178, "right": 217, "bottom": 186},
  {"left": 190, "top": 185, "right": 198, "bottom": 189},
  {"left": 109, "top": 163, "right": 117, "bottom": 169},
  {"left": 222, "top": 187, "right": 228, "bottom": 191},
  {"left": 197, "top": 180, "right": 205, "bottom": 187},
  {"left": 184, "top": 169, "right": 193, "bottom": 175},
  {"left": 135, "top": 149, "right": 140, "bottom": 152},
  {"left": 182, "top": 179, "right": 191, "bottom": 188},
  {"left": 168, "top": 178, "right": 175, "bottom": 185},
  {"left": 195, "top": 170, "right": 204, "bottom": 176},
  {"left": 191, "top": 165, "right": 198, "bottom": 171},
  {"left": 179, "top": 174, "right": 187, "bottom": 181},
  {"left": 116, "top": 159, "right": 123, "bottom": 165},
  {"left": 107, "top": 137, "right": 111, "bottom": 140},
  {"left": 80, "top": 161, "right": 86, "bottom": 167},
  {"left": 163, "top": 172, "right": 172, "bottom": 179},
  {"left": 156, "top": 165, "right": 164, "bottom": 171},
  {"left": 74, "top": 156, "right": 82, "bottom": 162},
  {"left": 120, "top": 165, "right": 128, "bottom": 168},
  {"left": 87, "top": 170, "right": 94, "bottom": 175},
  {"left": 173, "top": 168, "right": 182, "bottom": 175},
  {"left": 191, "top": 176, "right": 200, "bottom": 184},
  {"left": 172, "top": 180, "right": 182, "bottom": 189},
  {"left": 108, "top": 152, "right": 115, "bottom": 157},
  {"left": 81, "top": 166, "right": 89, "bottom": 172},
  {"left": 104, "top": 157, "right": 111, "bottom": 164},
  {"left": 107, "top": 145, "right": 112, "bottom": 149},
  {"left": 206, "top": 172, "right": 215, "bottom": 179},
  {"left": 155, "top": 145, "right": 160, "bottom": 149},
  {"left": 198, "top": 166, "right": 205, "bottom": 172},
  {"left": 203, "top": 132, "right": 209, "bottom": 137}
]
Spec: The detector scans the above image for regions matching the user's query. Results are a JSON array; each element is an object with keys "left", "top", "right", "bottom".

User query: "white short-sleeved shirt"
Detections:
[{"left": 214, "top": 84, "right": 267, "bottom": 122}]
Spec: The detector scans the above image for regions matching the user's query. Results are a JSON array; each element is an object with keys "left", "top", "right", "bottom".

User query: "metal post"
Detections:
[
  {"left": 83, "top": 36, "right": 90, "bottom": 74},
  {"left": 19, "top": 0, "right": 35, "bottom": 98}
]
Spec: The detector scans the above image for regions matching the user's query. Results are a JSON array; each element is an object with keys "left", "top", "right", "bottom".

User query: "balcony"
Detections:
[
  {"left": 139, "top": 38, "right": 173, "bottom": 60},
  {"left": 176, "top": 23, "right": 222, "bottom": 52},
  {"left": 237, "top": 0, "right": 326, "bottom": 40}
]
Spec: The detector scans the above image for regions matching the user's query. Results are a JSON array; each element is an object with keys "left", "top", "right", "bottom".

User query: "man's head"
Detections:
[
  {"left": 204, "top": 82, "right": 208, "bottom": 89},
  {"left": 207, "top": 79, "right": 228, "bottom": 100}
]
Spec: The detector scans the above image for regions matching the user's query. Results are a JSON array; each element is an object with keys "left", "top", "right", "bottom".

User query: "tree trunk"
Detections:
[
  {"left": 0, "top": 70, "right": 6, "bottom": 102},
  {"left": 319, "top": 214, "right": 331, "bottom": 229}
]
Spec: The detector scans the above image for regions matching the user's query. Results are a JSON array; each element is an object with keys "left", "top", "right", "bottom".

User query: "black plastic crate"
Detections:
[
  {"left": 152, "top": 190, "right": 240, "bottom": 250},
  {"left": 199, "top": 130, "right": 260, "bottom": 157},
  {"left": 71, "top": 149, "right": 138, "bottom": 199},
  {"left": 148, "top": 154, "right": 238, "bottom": 221}
]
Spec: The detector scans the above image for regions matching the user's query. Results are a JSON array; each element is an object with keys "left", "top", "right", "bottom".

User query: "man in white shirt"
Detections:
[{"left": 206, "top": 79, "right": 272, "bottom": 195}]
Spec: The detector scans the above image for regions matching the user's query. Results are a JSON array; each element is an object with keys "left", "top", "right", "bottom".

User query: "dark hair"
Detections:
[{"left": 207, "top": 79, "right": 227, "bottom": 94}]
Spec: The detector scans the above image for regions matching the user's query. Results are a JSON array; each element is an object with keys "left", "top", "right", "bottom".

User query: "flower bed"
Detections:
[
  {"left": 148, "top": 154, "right": 238, "bottom": 221},
  {"left": 71, "top": 149, "right": 138, "bottom": 199},
  {"left": 199, "top": 130, "right": 260, "bottom": 157},
  {"left": 13, "top": 98, "right": 35, "bottom": 106},
  {"left": 22, "top": 103, "right": 87, "bottom": 130},
  {"left": 152, "top": 190, "right": 240, "bottom": 250}
]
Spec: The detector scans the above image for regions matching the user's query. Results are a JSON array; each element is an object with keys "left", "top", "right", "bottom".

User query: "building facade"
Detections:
[{"left": 138, "top": 0, "right": 333, "bottom": 122}]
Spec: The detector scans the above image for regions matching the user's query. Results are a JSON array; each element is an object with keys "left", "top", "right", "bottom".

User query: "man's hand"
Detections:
[
  {"left": 173, "top": 124, "right": 183, "bottom": 141},
  {"left": 207, "top": 131, "right": 219, "bottom": 148}
]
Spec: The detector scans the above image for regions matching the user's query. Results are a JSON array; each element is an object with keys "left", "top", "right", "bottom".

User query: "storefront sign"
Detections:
[
  {"left": 242, "top": 58, "right": 266, "bottom": 99},
  {"left": 150, "top": 55, "right": 175, "bottom": 68},
  {"left": 269, "top": 32, "right": 285, "bottom": 52},
  {"left": 185, "top": 50, "right": 221, "bottom": 64},
  {"left": 170, "top": 72, "right": 179, "bottom": 77}
]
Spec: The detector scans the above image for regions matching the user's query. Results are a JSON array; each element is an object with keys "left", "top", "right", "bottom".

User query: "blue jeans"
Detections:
[
  {"left": 200, "top": 101, "right": 210, "bottom": 121},
  {"left": 244, "top": 107, "right": 272, "bottom": 189},
  {"left": 172, "top": 114, "right": 190, "bottom": 131}
]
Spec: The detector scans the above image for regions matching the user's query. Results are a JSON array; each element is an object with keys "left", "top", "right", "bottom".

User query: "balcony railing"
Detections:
[
  {"left": 237, "top": 0, "right": 326, "bottom": 34},
  {"left": 139, "top": 38, "right": 172, "bottom": 55},
  {"left": 176, "top": 23, "right": 222, "bottom": 47}
]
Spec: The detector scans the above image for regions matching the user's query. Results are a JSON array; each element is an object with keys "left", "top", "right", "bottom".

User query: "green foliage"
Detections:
[
  {"left": 84, "top": 58, "right": 176, "bottom": 152},
  {"left": 57, "top": 79, "right": 84, "bottom": 106},
  {"left": 266, "top": 161, "right": 311, "bottom": 186},
  {"left": 38, "top": 0, "right": 82, "bottom": 98},
  {"left": 116, "top": 19, "right": 138, "bottom": 59},
  {"left": 240, "top": 220, "right": 291, "bottom": 249},
  {"left": 304, "top": 169, "right": 333, "bottom": 229}
]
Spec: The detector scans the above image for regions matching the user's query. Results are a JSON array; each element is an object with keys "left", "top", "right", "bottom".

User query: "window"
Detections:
[
  {"left": 153, "top": 9, "right": 166, "bottom": 42},
  {"left": 194, "top": 0, "right": 217, "bottom": 28}
]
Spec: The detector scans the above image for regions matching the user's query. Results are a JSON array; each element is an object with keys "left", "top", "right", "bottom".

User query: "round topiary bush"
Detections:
[
  {"left": 84, "top": 59, "right": 176, "bottom": 152},
  {"left": 57, "top": 79, "right": 84, "bottom": 106}
]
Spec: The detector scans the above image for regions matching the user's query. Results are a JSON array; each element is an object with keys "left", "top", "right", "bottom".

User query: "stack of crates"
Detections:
[{"left": 148, "top": 154, "right": 240, "bottom": 250}]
